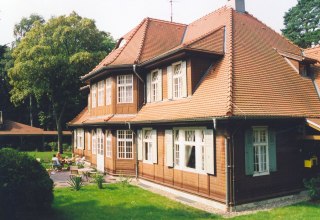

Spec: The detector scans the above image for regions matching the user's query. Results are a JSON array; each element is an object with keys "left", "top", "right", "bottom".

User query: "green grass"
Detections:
[
  {"left": 25, "top": 151, "right": 72, "bottom": 169},
  {"left": 22, "top": 183, "right": 320, "bottom": 220}
]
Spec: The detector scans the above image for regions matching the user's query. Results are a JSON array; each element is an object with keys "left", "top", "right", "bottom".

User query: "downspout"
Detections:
[
  {"left": 126, "top": 121, "right": 138, "bottom": 179},
  {"left": 225, "top": 136, "right": 230, "bottom": 210},
  {"left": 133, "top": 64, "right": 146, "bottom": 104}
]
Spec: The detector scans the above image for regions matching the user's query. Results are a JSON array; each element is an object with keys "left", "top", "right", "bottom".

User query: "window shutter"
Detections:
[
  {"left": 137, "top": 130, "right": 143, "bottom": 160},
  {"left": 205, "top": 129, "right": 214, "bottom": 175},
  {"left": 268, "top": 129, "right": 277, "bottom": 172},
  {"left": 165, "top": 130, "right": 173, "bottom": 167},
  {"left": 245, "top": 128, "right": 254, "bottom": 175},
  {"left": 146, "top": 73, "right": 151, "bottom": 103},
  {"left": 181, "top": 61, "right": 187, "bottom": 98},
  {"left": 152, "top": 129, "right": 158, "bottom": 164},
  {"left": 157, "top": 69, "right": 163, "bottom": 101},
  {"left": 167, "top": 66, "right": 173, "bottom": 100}
]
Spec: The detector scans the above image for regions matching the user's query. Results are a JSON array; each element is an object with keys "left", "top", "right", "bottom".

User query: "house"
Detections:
[
  {"left": 0, "top": 111, "right": 71, "bottom": 150},
  {"left": 68, "top": 0, "right": 320, "bottom": 211}
]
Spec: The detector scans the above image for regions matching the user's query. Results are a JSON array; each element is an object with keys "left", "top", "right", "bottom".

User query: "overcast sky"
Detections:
[{"left": 0, "top": 0, "right": 297, "bottom": 45}]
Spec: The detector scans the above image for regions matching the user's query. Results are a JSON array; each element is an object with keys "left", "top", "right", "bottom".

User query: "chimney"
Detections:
[{"left": 227, "top": 0, "right": 246, "bottom": 13}]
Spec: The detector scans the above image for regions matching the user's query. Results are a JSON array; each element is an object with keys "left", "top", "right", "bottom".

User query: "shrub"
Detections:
[
  {"left": 304, "top": 175, "right": 320, "bottom": 200},
  {"left": 48, "top": 142, "right": 58, "bottom": 151},
  {"left": 68, "top": 175, "right": 83, "bottom": 191},
  {"left": 94, "top": 174, "right": 105, "bottom": 189},
  {"left": 0, "top": 148, "right": 54, "bottom": 219},
  {"left": 119, "top": 172, "right": 132, "bottom": 188}
]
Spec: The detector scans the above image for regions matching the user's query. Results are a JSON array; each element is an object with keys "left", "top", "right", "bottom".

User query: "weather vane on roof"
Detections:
[{"left": 169, "top": 0, "right": 174, "bottom": 22}]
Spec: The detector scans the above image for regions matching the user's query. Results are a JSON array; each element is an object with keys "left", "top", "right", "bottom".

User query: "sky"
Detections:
[{"left": 0, "top": 0, "right": 298, "bottom": 45}]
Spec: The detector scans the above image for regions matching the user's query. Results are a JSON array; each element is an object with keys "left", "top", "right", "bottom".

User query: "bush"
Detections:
[
  {"left": 48, "top": 142, "right": 58, "bottom": 151},
  {"left": 68, "top": 175, "right": 83, "bottom": 191},
  {"left": 304, "top": 175, "right": 320, "bottom": 200},
  {"left": 94, "top": 174, "right": 105, "bottom": 189},
  {"left": 0, "top": 148, "right": 54, "bottom": 219}
]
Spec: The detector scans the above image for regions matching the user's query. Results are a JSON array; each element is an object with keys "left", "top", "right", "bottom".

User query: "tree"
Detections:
[
  {"left": 14, "top": 14, "right": 45, "bottom": 42},
  {"left": 9, "top": 12, "right": 115, "bottom": 153},
  {"left": 282, "top": 0, "right": 320, "bottom": 48}
]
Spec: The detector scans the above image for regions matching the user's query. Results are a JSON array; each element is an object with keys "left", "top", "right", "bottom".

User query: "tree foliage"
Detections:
[
  {"left": 8, "top": 12, "right": 115, "bottom": 152},
  {"left": 282, "top": 0, "right": 320, "bottom": 48},
  {"left": 14, "top": 14, "right": 45, "bottom": 42}
]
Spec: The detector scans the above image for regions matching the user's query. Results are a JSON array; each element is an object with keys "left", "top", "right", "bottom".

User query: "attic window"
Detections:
[{"left": 117, "top": 38, "right": 127, "bottom": 48}]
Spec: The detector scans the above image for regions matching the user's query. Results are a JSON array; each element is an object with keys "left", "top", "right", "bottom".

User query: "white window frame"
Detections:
[
  {"left": 117, "top": 130, "right": 133, "bottom": 159},
  {"left": 173, "top": 127, "right": 206, "bottom": 174},
  {"left": 97, "top": 128, "right": 104, "bottom": 156},
  {"left": 172, "top": 61, "right": 183, "bottom": 99},
  {"left": 73, "top": 130, "right": 77, "bottom": 149},
  {"left": 91, "top": 84, "right": 97, "bottom": 108},
  {"left": 147, "top": 69, "right": 162, "bottom": 103},
  {"left": 117, "top": 75, "right": 133, "bottom": 103},
  {"left": 97, "top": 81, "right": 105, "bottom": 107},
  {"left": 143, "top": 129, "right": 153, "bottom": 163},
  {"left": 106, "top": 77, "right": 112, "bottom": 105},
  {"left": 106, "top": 130, "right": 112, "bottom": 158},
  {"left": 253, "top": 127, "right": 269, "bottom": 176},
  {"left": 92, "top": 130, "right": 97, "bottom": 154},
  {"left": 87, "top": 130, "right": 91, "bottom": 151},
  {"left": 76, "top": 128, "right": 84, "bottom": 150}
]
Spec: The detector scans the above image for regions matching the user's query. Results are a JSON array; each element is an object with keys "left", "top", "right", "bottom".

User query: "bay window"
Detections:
[
  {"left": 97, "top": 81, "right": 105, "bottom": 106},
  {"left": 91, "top": 84, "right": 97, "bottom": 108},
  {"left": 106, "top": 77, "right": 112, "bottom": 105}
]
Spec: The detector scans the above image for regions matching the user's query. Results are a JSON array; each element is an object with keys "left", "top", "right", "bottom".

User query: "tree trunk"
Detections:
[{"left": 56, "top": 119, "right": 63, "bottom": 154}]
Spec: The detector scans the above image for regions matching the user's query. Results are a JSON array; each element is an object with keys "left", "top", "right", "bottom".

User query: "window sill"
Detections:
[
  {"left": 174, "top": 166, "right": 206, "bottom": 175},
  {"left": 253, "top": 171, "right": 270, "bottom": 177}
]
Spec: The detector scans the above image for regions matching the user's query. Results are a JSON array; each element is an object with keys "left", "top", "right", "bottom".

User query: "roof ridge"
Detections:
[
  {"left": 68, "top": 107, "right": 88, "bottom": 124},
  {"left": 188, "top": 6, "right": 229, "bottom": 26},
  {"left": 108, "top": 18, "right": 148, "bottom": 66},
  {"left": 146, "top": 17, "right": 186, "bottom": 27},
  {"left": 226, "top": 8, "right": 234, "bottom": 116},
  {"left": 136, "top": 18, "right": 150, "bottom": 63},
  {"left": 244, "top": 11, "right": 303, "bottom": 55},
  {"left": 184, "top": 25, "right": 225, "bottom": 47}
]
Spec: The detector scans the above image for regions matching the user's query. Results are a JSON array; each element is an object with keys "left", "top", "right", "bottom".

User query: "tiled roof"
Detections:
[
  {"left": 71, "top": 6, "right": 320, "bottom": 126},
  {"left": 0, "top": 120, "right": 71, "bottom": 136}
]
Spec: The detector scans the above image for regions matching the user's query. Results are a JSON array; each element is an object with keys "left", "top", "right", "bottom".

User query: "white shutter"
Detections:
[
  {"left": 137, "top": 130, "right": 143, "bottom": 160},
  {"left": 152, "top": 129, "right": 158, "bottom": 164},
  {"left": 205, "top": 129, "right": 214, "bottom": 175},
  {"left": 146, "top": 73, "right": 151, "bottom": 103},
  {"left": 167, "top": 66, "right": 173, "bottom": 100},
  {"left": 165, "top": 130, "right": 173, "bottom": 167},
  {"left": 181, "top": 61, "right": 187, "bottom": 98},
  {"left": 157, "top": 69, "right": 163, "bottom": 101}
]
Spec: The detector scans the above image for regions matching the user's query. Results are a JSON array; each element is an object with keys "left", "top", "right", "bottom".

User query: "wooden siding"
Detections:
[
  {"left": 232, "top": 120, "right": 305, "bottom": 205},
  {"left": 138, "top": 128, "right": 226, "bottom": 203}
]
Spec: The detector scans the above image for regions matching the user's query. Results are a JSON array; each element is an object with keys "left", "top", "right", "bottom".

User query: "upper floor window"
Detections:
[
  {"left": 98, "top": 81, "right": 105, "bottom": 107},
  {"left": 91, "top": 84, "right": 97, "bottom": 108},
  {"left": 117, "top": 130, "right": 133, "bottom": 159},
  {"left": 167, "top": 61, "right": 187, "bottom": 100},
  {"left": 106, "top": 78, "right": 112, "bottom": 105},
  {"left": 117, "top": 75, "right": 133, "bottom": 103},
  {"left": 147, "top": 69, "right": 162, "bottom": 102}
]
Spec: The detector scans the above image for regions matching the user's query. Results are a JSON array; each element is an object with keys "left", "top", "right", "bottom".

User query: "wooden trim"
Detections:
[{"left": 306, "top": 120, "right": 320, "bottom": 132}]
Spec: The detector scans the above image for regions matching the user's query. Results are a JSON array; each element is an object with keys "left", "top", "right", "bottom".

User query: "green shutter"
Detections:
[
  {"left": 245, "top": 128, "right": 254, "bottom": 175},
  {"left": 268, "top": 129, "right": 277, "bottom": 172}
]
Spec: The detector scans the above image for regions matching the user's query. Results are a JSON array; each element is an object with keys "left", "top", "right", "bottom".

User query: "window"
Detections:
[
  {"left": 173, "top": 63, "right": 182, "bottom": 99},
  {"left": 106, "top": 130, "right": 112, "bottom": 157},
  {"left": 147, "top": 70, "right": 162, "bottom": 102},
  {"left": 73, "top": 130, "right": 77, "bottom": 149},
  {"left": 76, "top": 129, "right": 84, "bottom": 149},
  {"left": 98, "top": 81, "right": 105, "bottom": 106},
  {"left": 97, "top": 129, "right": 104, "bottom": 155},
  {"left": 117, "top": 130, "right": 133, "bottom": 159},
  {"left": 143, "top": 129, "right": 153, "bottom": 162},
  {"left": 245, "top": 126, "right": 277, "bottom": 176},
  {"left": 253, "top": 127, "right": 269, "bottom": 175},
  {"left": 167, "top": 61, "right": 187, "bottom": 100},
  {"left": 172, "top": 128, "right": 206, "bottom": 172},
  {"left": 117, "top": 75, "right": 133, "bottom": 103},
  {"left": 106, "top": 78, "right": 112, "bottom": 105},
  {"left": 91, "top": 84, "right": 97, "bottom": 108},
  {"left": 87, "top": 131, "right": 91, "bottom": 151},
  {"left": 92, "top": 130, "right": 97, "bottom": 154}
]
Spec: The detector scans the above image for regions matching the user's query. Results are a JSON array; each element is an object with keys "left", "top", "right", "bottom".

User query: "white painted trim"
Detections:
[
  {"left": 307, "top": 119, "right": 320, "bottom": 131},
  {"left": 138, "top": 179, "right": 227, "bottom": 211},
  {"left": 284, "top": 57, "right": 299, "bottom": 73}
]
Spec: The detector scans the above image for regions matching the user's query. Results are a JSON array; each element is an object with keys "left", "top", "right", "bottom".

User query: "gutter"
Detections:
[
  {"left": 81, "top": 64, "right": 133, "bottom": 82},
  {"left": 133, "top": 64, "right": 146, "bottom": 104}
]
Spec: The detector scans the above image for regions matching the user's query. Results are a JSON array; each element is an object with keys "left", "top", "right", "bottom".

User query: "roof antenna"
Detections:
[{"left": 169, "top": 0, "right": 173, "bottom": 22}]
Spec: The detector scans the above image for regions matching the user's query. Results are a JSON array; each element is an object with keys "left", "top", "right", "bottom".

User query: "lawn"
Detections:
[
  {"left": 25, "top": 151, "right": 72, "bottom": 169},
  {"left": 28, "top": 183, "right": 320, "bottom": 220}
]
